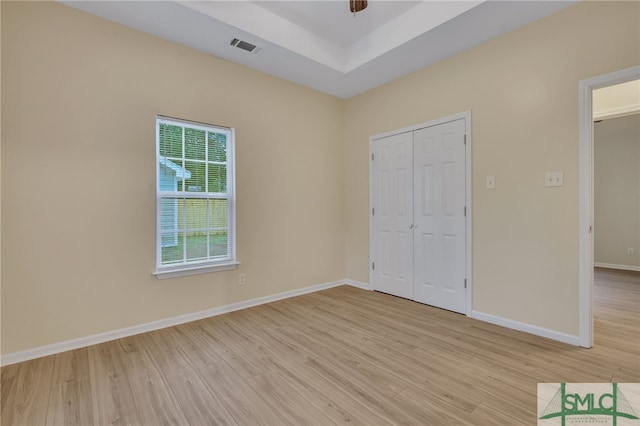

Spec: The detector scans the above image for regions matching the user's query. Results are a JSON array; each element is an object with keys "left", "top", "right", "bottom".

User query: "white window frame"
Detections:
[{"left": 154, "top": 115, "right": 238, "bottom": 279}]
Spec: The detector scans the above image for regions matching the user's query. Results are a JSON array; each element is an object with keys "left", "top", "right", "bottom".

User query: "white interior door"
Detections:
[
  {"left": 413, "top": 119, "right": 466, "bottom": 313},
  {"left": 371, "top": 132, "right": 414, "bottom": 299}
]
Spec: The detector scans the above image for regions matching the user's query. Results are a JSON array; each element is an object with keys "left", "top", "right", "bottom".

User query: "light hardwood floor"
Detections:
[{"left": 2, "top": 268, "right": 639, "bottom": 425}]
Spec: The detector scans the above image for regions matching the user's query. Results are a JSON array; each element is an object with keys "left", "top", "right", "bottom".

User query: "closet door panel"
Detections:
[
  {"left": 413, "top": 119, "right": 466, "bottom": 313},
  {"left": 371, "top": 132, "right": 414, "bottom": 299}
]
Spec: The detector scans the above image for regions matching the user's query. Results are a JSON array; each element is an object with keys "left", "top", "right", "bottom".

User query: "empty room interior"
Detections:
[{"left": 1, "top": 1, "right": 639, "bottom": 425}]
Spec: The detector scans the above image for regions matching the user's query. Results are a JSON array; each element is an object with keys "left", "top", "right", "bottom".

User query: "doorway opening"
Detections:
[{"left": 578, "top": 66, "right": 640, "bottom": 348}]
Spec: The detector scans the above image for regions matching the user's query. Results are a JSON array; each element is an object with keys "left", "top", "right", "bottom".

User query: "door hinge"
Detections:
[
  {"left": 464, "top": 206, "right": 467, "bottom": 217},
  {"left": 464, "top": 135, "right": 467, "bottom": 145},
  {"left": 589, "top": 225, "right": 593, "bottom": 233},
  {"left": 372, "top": 207, "right": 375, "bottom": 215},
  {"left": 371, "top": 153, "right": 374, "bottom": 161},
  {"left": 464, "top": 279, "right": 467, "bottom": 289},
  {"left": 372, "top": 262, "right": 375, "bottom": 271}
]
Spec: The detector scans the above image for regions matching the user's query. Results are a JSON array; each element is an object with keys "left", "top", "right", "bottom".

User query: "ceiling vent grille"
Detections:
[{"left": 229, "top": 38, "right": 261, "bottom": 54}]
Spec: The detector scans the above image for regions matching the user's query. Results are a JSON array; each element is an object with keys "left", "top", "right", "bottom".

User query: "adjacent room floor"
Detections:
[{"left": 2, "top": 268, "right": 638, "bottom": 425}]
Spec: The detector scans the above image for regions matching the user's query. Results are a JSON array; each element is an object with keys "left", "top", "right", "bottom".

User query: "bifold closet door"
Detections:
[
  {"left": 371, "top": 131, "right": 414, "bottom": 299},
  {"left": 371, "top": 118, "right": 467, "bottom": 313},
  {"left": 413, "top": 119, "right": 466, "bottom": 313}
]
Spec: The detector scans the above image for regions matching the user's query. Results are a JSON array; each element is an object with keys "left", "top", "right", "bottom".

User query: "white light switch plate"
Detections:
[{"left": 545, "top": 172, "right": 564, "bottom": 187}]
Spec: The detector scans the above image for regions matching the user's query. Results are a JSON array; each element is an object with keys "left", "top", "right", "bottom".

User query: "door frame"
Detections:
[
  {"left": 369, "top": 111, "right": 472, "bottom": 315},
  {"left": 578, "top": 66, "right": 640, "bottom": 348}
]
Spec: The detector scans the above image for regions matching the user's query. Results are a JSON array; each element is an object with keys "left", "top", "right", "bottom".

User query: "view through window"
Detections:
[{"left": 155, "top": 116, "right": 236, "bottom": 275}]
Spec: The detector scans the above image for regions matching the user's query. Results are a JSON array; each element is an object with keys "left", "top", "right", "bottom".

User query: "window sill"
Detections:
[{"left": 154, "top": 261, "right": 239, "bottom": 280}]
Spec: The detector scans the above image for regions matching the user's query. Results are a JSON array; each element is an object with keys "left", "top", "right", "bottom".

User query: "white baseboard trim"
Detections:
[
  {"left": 594, "top": 262, "right": 640, "bottom": 272},
  {"left": 1, "top": 279, "right": 347, "bottom": 367},
  {"left": 344, "top": 279, "right": 373, "bottom": 291},
  {"left": 469, "top": 311, "right": 580, "bottom": 346}
]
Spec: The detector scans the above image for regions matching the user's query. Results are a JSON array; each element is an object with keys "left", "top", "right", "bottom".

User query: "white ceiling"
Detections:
[
  {"left": 252, "top": 1, "right": 423, "bottom": 47},
  {"left": 61, "top": 0, "right": 576, "bottom": 99}
]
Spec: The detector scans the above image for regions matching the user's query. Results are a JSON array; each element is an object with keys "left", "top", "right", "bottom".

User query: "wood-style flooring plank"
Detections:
[
  {"left": 266, "top": 355, "right": 393, "bottom": 425},
  {"left": 127, "top": 373, "right": 189, "bottom": 426},
  {"left": 249, "top": 371, "right": 337, "bottom": 426},
  {"left": 195, "top": 360, "right": 285, "bottom": 426},
  {"left": 164, "top": 370, "right": 239, "bottom": 426},
  {"left": 45, "top": 349, "right": 93, "bottom": 426},
  {"left": 1, "top": 267, "right": 638, "bottom": 425},
  {"left": 87, "top": 343, "right": 141, "bottom": 426},
  {"left": 1, "top": 357, "right": 55, "bottom": 426}
]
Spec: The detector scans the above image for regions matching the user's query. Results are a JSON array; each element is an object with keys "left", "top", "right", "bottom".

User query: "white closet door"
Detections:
[
  {"left": 371, "top": 132, "right": 414, "bottom": 299},
  {"left": 413, "top": 119, "right": 466, "bottom": 313}
]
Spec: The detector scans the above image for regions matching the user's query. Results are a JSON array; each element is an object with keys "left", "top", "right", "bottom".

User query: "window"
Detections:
[{"left": 155, "top": 116, "right": 237, "bottom": 278}]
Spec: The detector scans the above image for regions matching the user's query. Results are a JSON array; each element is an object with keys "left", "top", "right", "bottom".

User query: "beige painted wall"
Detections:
[
  {"left": 2, "top": 1, "right": 640, "bottom": 355},
  {"left": 0, "top": 1, "right": 3, "bottom": 356},
  {"left": 344, "top": 1, "right": 640, "bottom": 335},
  {"left": 594, "top": 114, "right": 640, "bottom": 268},
  {"left": 1, "top": 1, "right": 345, "bottom": 354}
]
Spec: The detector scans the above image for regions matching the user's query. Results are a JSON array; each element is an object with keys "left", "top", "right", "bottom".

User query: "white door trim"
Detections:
[
  {"left": 369, "top": 111, "right": 472, "bottom": 315},
  {"left": 578, "top": 66, "right": 640, "bottom": 348}
]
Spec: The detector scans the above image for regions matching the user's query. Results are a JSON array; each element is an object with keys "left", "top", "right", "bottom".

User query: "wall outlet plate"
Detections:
[
  {"left": 486, "top": 176, "right": 495, "bottom": 189},
  {"left": 545, "top": 172, "right": 564, "bottom": 187}
]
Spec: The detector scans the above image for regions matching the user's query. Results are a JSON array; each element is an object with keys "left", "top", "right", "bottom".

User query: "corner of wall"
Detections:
[{"left": 1, "top": 0, "right": 4, "bottom": 357}]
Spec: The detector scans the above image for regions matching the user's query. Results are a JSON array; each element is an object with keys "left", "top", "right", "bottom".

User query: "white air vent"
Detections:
[{"left": 229, "top": 38, "right": 262, "bottom": 54}]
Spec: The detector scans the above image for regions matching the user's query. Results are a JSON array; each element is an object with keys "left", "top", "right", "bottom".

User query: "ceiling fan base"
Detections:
[{"left": 350, "top": 0, "right": 368, "bottom": 13}]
